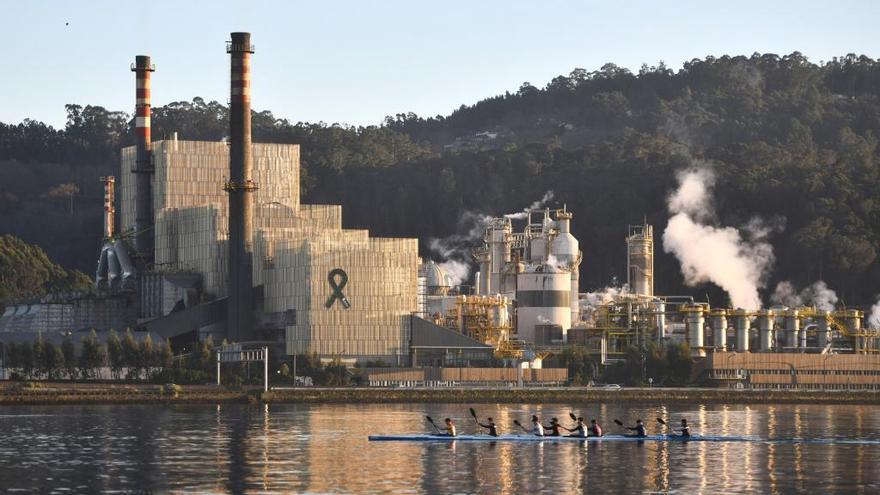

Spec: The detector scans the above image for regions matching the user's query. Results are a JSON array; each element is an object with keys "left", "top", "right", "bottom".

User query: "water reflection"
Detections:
[{"left": 0, "top": 403, "right": 878, "bottom": 493}]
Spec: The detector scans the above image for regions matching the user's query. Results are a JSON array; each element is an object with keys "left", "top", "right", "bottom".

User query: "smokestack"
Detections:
[
  {"left": 225, "top": 32, "right": 257, "bottom": 342},
  {"left": 101, "top": 176, "right": 116, "bottom": 239},
  {"left": 131, "top": 55, "right": 155, "bottom": 261}
]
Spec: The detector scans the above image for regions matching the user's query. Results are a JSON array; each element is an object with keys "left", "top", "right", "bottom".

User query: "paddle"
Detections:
[
  {"left": 614, "top": 419, "right": 624, "bottom": 427},
  {"left": 656, "top": 417, "right": 667, "bottom": 426},
  {"left": 569, "top": 412, "right": 578, "bottom": 422},
  {"left": 512, "top": 419, "right": 531, "bottom": 434},
  {"left": 425, "top": 415, "right": 441, "bottom": 434},
  {"left": 469, "top": 407, "right": 481, "bottom": 435}
]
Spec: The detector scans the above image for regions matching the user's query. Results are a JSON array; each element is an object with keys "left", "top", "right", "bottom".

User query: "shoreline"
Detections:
[{"left": 1, "top": 383, "right": 879, "bottom": 405}]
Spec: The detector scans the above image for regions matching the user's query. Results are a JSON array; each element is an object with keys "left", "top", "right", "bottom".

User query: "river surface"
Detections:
[{"left": 0, "top": 402, "right": 878, "bottom": 493}]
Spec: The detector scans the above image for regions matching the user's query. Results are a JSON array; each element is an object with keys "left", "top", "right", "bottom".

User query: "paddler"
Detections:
[
  {"left": 477, "top": 417, "right": 498, "bottom": 437},
  {"left": 543, "top": 417, "right": 562, "bottom": 436},
  {"left": 531, "top": 415, "right": 545, "bottom": 436},
  {"left": 444, "top": 418, "right": 457, "bottom": 437},
  {"left": 563, "top": 417, "right": 588, "bottom": 437},
  {"left": 625, "top": 419, "right": 647, "bottom": 438},
  {"left": 589, "top": 419, "right": 603, "bottom": 437},
  {"left": 677, "top": 418, "right": 690, "bottom": 437}
]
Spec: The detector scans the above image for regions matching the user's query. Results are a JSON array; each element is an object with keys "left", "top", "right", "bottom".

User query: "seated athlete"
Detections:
[
  {"left": 543, "top": 417, "right": 562, "bottom": 437},
  {"left": 444, "top": 418, "right": 457, "bottom": 437},
  {"left": 677, "top": 418, "right": 690, "bottom": 437},
  {"left": 589, "top": 419, "right": 603, "bottom": 437},
  {"left": 531, "top": 415, "right": 545, "bottom": 436},
  {"left": 625, "top": 419, "right": 647, "bottom": 438},
  {"left": 478, "top": 417, "right": 498, "bottom": 437},
  {"left": 563, "top": 417, "right": 587, "bottom": 437}
]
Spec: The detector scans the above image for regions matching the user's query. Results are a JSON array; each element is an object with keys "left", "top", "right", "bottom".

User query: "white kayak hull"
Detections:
[{"left": 368, "top": 434, "right": 751, "bottom": 442}]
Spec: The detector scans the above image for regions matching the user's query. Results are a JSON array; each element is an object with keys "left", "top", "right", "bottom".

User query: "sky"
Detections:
[{"left": 1, "top": 0, "right": 879, "bottom": 129}]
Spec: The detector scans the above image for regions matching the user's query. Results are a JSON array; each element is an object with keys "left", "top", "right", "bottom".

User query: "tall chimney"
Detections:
[
  {"left": 225, "top": 33, "right": 257, "bottom": 343},
  {"left": 131, "top": 55, "right": 155, "bottom": 261},
  {"left": 101, "top": 176, "right": 116, "bottom": 239}
]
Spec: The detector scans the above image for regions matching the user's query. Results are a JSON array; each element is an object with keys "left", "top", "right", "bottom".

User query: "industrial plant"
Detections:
[{"left": 1, "top": 33, "right": 879, "bottom": 389}]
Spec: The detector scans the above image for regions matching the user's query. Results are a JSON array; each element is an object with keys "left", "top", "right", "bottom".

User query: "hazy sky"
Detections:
[{"left": 2, "top": 0, "right": 878, "bottom": 128}]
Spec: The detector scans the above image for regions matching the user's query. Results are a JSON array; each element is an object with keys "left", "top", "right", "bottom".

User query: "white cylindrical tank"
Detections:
[
  {"left": 516, "top": 271, "right": 571, "bottom": 344},
  {"left": 757, "top": 310, "right": 775, "bottom": 351},
  {"left": 733, "top": 310, "right": 749, "bottom": 351},
  {"left": 529, "top": 237, "right": 547, "bottom": 263},
  {"left": 626, "top": 224, "right": 654, "bottom": 297},
  {"left": 784, "top": 310, "right": 800, "bottom": 348},
  {"left": 683, "top": 304, "right": 707, "bottom": 357},
  {"left": 844, "top": 310, "right": 863, "bottom": 353},
  {"left": 550, "top": 212, "right": 579, "bottom": 265},
  {"left": 711, "top": 310, "right": 728, "bottom": 351},
  {"left": 654, "top": 300, "right": 666, "bottom": 340},
  {"left": 570, "top": 269, "right": 579, "bottom": 326},
  {"left": 816, "top": 312, "right": 831, "bottom": 349}
]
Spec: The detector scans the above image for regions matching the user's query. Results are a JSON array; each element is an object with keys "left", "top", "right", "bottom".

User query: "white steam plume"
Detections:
[
  {"left": 504, "top": 190, "right": 555, "bottom": 220},
  {"left": 426, "top": 211, "right": 491, "bottom": 286},
  {"left": 438, "top": 260, "right": 469, "bottom": 287},
  {"left": 868, "top": 297, "right": 880, "bottom": 329},
  {"left": 662, "top": 166, "right": 775, "bottom": 310},
  {"left": 770, "top": 280, "right": 839, "bottom": 311}
]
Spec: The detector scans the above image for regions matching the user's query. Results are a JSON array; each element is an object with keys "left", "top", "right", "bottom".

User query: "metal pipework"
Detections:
[
  {"left": 226, "top": 32, "right": 257, "bottom": 343},
  {"left": 784, "top": 309, "right": 800, "bottom": 348},
  {"left": 732, "top": 309, "right": 749, "bottom": 351},
  {"left": 756, "top": 310, "right": 775, "bottom": 352},
  {"left": 816, "top": 311, "right": 831, "bottom": 349},
  {"left": 710, "top": 309, "right": 728, "bottom": 351},
  {"left": 101, "top": 176, "right": 116, "bottom": 239},
  {"left": 654, "top": 299, "right": 666, "bottom": 340},
  {"left": 131, "top": 55, "right": 155, "bottom": 260},
  {"left": 474, "top": 248, "right": 491, "bottom": 295},
  {"left": 682, "top": 303, "right": 708, "bottom": 357}
]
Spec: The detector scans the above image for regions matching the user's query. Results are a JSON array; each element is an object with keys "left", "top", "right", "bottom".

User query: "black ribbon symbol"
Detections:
[{"left": 325, "top": 268, "right": 351, "bottom": 309}]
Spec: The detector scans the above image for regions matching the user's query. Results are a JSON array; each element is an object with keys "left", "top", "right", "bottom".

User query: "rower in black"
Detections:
[
  {"left": 626, "top": 419, "right": 647, "bottom": 438},
  {"left": 478, "top": 417, "right": 498, "bottom": 437},
  {"left": 543, "top": 417, "right": 563, "bottom": 437},
  {"left": 678, "top": 418, "right": 690, "bottom": 437}
]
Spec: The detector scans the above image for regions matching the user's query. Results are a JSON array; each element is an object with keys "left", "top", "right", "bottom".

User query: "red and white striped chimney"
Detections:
[
  {"left": 101, "top": 176, "right": 116, "bottom": 239},
  {"left": 226, "top": 33, "right": 257, "bottom": 343},
  {"left": 131, "top": 55, "right": 155, "bottom": 260}
]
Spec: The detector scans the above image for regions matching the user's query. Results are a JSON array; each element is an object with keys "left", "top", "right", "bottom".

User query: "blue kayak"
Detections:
[{"left": 368, "top": 434, "right": 753, "bottom": 442}]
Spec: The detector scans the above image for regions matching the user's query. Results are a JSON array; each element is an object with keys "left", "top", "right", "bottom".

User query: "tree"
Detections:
[
  {"left": 139, "top": 334, "right": 155, "bottom": 374},
  {"left": 79, "top": 330, "right": 104, "bottom": 379},
  {"left": 121, "top": 329, "right": 139, "bottom": 380},
  {"left": 61, "top": 336, "right": 77, "bottom": 379},
  {"left": 47, "top": 183, "right": 79, "bottom": 214},
  {"left": 106, "top": 330, "right": 123, "bottom": 380},
  {"left": 32, "top": 333, "right": 45, "bottom": 379},
  {"left": 158, "top": 338, "right": 174, "bottom": 369},
  {"left": 43, "top": 342, "right": 65, "bottom": 380}
]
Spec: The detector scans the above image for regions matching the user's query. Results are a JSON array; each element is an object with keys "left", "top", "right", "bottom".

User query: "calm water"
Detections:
[{"left": 0, "top": 402, "right": 878, "bottom": 493}]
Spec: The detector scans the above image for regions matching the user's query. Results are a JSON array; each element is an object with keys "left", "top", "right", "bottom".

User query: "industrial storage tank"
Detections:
[
  {"left": 516, "top": 269, "right": 571, "bottom": 344},
  {"left": 626, "top": 224, "right": 654, "bottom": 297},
  {"left": 550, "top": 210, "right": 581, "bottom": 325}
]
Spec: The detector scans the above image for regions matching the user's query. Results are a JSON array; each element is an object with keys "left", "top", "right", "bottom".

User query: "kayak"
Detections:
[
  {"left": 368, "top": 435, "right": 880, "bottom": 445},
  {"left": 368, "top": 434, "right": 753, "bottom": 442}
]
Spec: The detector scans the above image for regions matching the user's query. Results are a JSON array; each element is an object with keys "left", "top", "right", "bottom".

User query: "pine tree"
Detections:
[{"left": 61, "top": 336, "right": 77, "bottom": 380}]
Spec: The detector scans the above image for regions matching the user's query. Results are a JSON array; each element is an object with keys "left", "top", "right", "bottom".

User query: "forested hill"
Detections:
[{"left": 2, "top": 52, "right": 880, "bottom": 306}]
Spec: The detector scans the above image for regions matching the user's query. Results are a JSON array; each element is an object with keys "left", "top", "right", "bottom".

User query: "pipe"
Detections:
[
  {"left": 710, "top": 309, "right": 727, "bottom": 351},
  {"left": 131, "top": 55, "right": 155, "bottom": 260},
  {"left": 733, "top": 310, "right": 749, "bottom": 351},
  {"left": 784, "top": 310, "right": 800, "bottom": 348},
  {"left": 101, "top": 176, "right": 115, "bottom": 239},
  {"left": 226, "top": 32, "right": 257, "bottom": 343}
]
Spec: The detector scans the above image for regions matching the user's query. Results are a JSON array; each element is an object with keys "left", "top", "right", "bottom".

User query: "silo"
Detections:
[
  {"left": 682, "top": 303, "right": 707, "bottom": 357},
  {"left": 710, "top": 309, "right": 728, "bottom": 351},
  {"left": 756, "top": 310, "right": 775, "bottom": 351},
  {"left": 784, "top": 309, "right": 800, "bottom": 349},
  {"left": 516, "top": 270, "right": 571, "bottom": 344},
  {"left": 816, "top": 312, "right": 831, "bottom": 349},
  {"left": 626, "top": 224, "right": 654, "bottom": 297},
  {"left": 843, "top": 309, "right": 864, "bottom": 353},
  {"left": 550, "top": 211, "right": 581, "bottom": 325},
  {"left": 732, "top": 309, "right": 750, "bottom": 351},
  {"left": 488, "top": 219, "right": 512, "bottom": 294}
]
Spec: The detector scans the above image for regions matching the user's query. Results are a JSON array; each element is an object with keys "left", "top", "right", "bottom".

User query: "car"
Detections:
[{"left": 601, "top": 384, "right": 622, "bottom": 390}]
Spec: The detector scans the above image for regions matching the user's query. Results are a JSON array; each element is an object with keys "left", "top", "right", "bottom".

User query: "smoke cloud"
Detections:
[
  {"left": 504, "top": 190, "right": 555, "bottom": 220},
  {"left": 771, "top": 280, "right": 839, "bottom": 311},
  {"left": 662, "top": 165, "right": 775, "bottom": 310},
  {"left": 868, "top": 297, "right": 880, "bottom": 330},
  {"left": 426, "top": 211, "right": 491, "bottom": 286}
]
